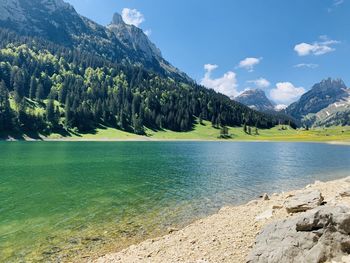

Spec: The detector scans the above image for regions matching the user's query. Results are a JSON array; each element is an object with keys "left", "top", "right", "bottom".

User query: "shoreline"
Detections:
[
  {"left": 94, "top": 176, "right": 350, "bottom": 263},
  {"left": 1, "top": 136, "right": 350, "bottom": 145}
]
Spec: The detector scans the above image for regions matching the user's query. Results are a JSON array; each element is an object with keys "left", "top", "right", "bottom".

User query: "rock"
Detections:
[
  {"left": 247, "top": 205, "right": 350, "bottom": 263},
  {"left": 255, "top": 209, "right": 273, "bottom": 221},
  {"left": 339, "top": 189, "right": 350, "bottom": 198},
  {"left": 284, "top": 190, "right": 324, "bottom": 213},
  {"left": 272, "top": 205, "right": 283, "bottom": 210},
  {"left": 167, "top": 228, "right": 179, "bottom": 234},
  {"left": 262, "top": 193, "right": 270, "bottom": 201}
]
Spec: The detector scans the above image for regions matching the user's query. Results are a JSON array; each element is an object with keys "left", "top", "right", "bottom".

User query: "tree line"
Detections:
[{"left": 0, "top": 29, "right": 293, "bottom": 136}]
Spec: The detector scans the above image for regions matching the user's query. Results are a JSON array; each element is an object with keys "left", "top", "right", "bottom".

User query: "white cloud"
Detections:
[
  {"left": 270, "top": 82, "right": 305, "bottom": 105},
  {"left": 200, "top": 64, "right": 238, "bottom": 98},
  {"left": 122, "top": 8, "right": 145, "bottom": 27},
  {"left": 294, "top": 63, "right": 319, "bottom": 69},
  {"left": 294, "top": 36, "right": 340, "bottom": 56},
  {"left": 333, "top": 0, "right": 344, "bottom": 6},
  {"left": 247, "top": 78, "right": 270, "bottom": 88},
  {"left": 237, "top": 57, "right": 262, "bottom": 72},
  {"left": 328, "top": 0, "right": 345, "bottom": 12}
]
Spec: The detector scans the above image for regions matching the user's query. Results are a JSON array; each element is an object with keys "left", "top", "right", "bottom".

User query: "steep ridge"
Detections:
[{"left": 286, "top": 78, "right": 350, "bottom": 127}]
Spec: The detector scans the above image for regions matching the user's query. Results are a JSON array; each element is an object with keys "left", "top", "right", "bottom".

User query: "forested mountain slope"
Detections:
[{"left": 0, "top": 0, "right": 292, "bottom": 136}]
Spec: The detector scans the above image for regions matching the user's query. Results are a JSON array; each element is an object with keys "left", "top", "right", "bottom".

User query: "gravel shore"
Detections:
[{"left": 94, "top": 176, "right": 350, "bottom": 263}]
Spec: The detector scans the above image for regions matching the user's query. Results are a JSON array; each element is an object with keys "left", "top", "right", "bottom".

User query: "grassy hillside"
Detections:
[{"left": 34, "top": 120, "right": 350, "bottom": 142}]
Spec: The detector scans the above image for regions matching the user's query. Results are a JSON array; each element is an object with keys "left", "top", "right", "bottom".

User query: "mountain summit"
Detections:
[
  {"left": 286, "top": 78, "right": 350, "bottom": 126},
  {"left": 108, "top": 13, "right": 162, "bottom": 60},
  {"left": 235, "top": 89, "right": 275, "bottom": 112},
  {"left": 0, "top": 0, "right": 189, "bottom": 81}
]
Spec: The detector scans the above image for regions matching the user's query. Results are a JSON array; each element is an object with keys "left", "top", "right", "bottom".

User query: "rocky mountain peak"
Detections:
[
  {"left": 286, "top": 78, "right": 350, "bottom": 126},
  {"left": 235, "top": 89, "right": 275, "bottom": 112},
  {"left": 111, "top": 12, "right": 124, "bottom": 25},
  {"left": 108, "top": 12, "right": 162, "bottom": 59},
  {"left": 312, "top": 78, "right": 347, "bottom": 92}
]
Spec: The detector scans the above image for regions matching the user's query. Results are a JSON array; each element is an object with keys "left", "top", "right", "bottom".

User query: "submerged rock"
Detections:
[
  {"left": 284, "top": 190, "right": 324, "bottom": 213},
  {"left": 247, "top": 205, "right": 350, "bottom": 263}
]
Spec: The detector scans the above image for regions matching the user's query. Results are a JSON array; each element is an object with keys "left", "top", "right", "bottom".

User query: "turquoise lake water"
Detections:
[{"left": 0, "top": 142, "right": 350, "bottom": 262}]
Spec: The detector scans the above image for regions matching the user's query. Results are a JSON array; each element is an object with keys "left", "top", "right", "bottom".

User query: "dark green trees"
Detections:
[
  {"left": 0, "top": 31, "right": 291, "bottom": 135},
  {"left": 0, "top": 80, "right": 14, "bottom": 131}
]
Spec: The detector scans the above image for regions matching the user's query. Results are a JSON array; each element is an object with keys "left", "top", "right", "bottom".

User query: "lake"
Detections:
[{"left": 1, "top": 142, "right": 350, "bottom": 262}]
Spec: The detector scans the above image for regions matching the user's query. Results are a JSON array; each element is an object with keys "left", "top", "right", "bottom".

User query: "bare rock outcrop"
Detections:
[
  {"left": 247, "top": 205, "right": 350, "bottom": 263},
  {"left": 284, "top": 190, "right": 324, "bottom": 213}
]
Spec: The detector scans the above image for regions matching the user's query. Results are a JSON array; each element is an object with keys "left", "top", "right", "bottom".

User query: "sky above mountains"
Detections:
[{"left": 66, "top": 0, "right": 349, "bottom": 107}]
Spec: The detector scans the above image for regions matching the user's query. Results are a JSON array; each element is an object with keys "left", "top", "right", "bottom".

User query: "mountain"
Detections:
[
  {"left": 0, "top": 0, "right": 292, "bottom": 136},
  {"left": 235, "top": 89, "right": 275, "bottom": 112},
  {"left": 108, "top": 13, "right": 162, "bottom": 60},
  {"left": 0, "top": 0, "right": 189, "bottom": 81},
  {"left": 286, "top": 78, "right": 350, "bottom": 127}
]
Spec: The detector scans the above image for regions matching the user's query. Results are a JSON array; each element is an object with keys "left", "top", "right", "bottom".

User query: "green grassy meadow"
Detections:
[{"left": 43, "top": 120, "right": 350, "bottom": 142}]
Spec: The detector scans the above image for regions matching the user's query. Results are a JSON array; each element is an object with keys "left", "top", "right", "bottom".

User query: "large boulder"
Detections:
[
  {"left": 247, "top": 205, "right": 350, "bottom": 263},
  {"left": 284, "top": 190, "right": 324, "bottom": 213}
]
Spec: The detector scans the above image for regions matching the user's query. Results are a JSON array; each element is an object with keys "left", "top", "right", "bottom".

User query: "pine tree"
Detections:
[
  {"left": 36, "top": 83, "right": 45, "bottom": 100},
  {"left": 64, "top": 96, "right": 72, "bottom": 128},
  {"left": 46, "top": 99, "right": 55, "bottom": 127},
  {"left": 29, "top": 76, "right": 37, "bottom": 99},
  {"left": 243, "top": 123, "right": 247, "bottom": 134},
  {"left": 0, "top": 80, "right": 13, "bottom": 131}
]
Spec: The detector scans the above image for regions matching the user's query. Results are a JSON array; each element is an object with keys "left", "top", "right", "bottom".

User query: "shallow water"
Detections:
[{"left": 1, "top": 142, "right": 350, "bottom": 262}]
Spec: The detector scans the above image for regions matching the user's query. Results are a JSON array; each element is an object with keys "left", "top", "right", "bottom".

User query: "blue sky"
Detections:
[{"left": 66, "top": 0, "right": 349, "bottom": 107}]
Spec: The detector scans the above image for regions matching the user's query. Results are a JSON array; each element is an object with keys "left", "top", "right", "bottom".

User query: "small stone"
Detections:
[
  {"left": 339, "top": 189, "right": 350, "bottom": 197},
  {"left": 272, "top": 205, "right": 283, "bottom": 210},
  {"left": 168, "top": 228, "right": 179, "bottom": 234},
  {"left": 262, "top": 193, "right": 270, "bottom": 201}
]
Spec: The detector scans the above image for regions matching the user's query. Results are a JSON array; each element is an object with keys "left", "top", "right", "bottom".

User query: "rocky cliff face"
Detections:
[
  {"left": 0, "top": 0, "right": 190, "bottom": 81},
  {"left": 286, "top": 78, "right": 350, "bottom": 127},
  {"left": 108, "top": 13, "right": 162, "bottom": 60},
  {"left": 0, "top": 0, "right": 84, "bottom": 44},
  {"left": 235, "top": 89, "right": 275, "bottom": 112}
]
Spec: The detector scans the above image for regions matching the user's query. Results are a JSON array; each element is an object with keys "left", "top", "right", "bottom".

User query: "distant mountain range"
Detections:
[
  {"left": 286, "top": 78, "right": 350, "bottom": 127},
  {"left": 234, "top": 79, "right": 350, "bottom": 127},
  {"left": 235, "top": 89, "right": 276, "bottom": 112}
]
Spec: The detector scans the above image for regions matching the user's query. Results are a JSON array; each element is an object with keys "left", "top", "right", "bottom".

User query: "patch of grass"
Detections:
[{"left": 55, "top": 120, "right": 350, "bottom": 142}]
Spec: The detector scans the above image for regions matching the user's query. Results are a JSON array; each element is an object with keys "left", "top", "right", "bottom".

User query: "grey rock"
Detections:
[
  {"left": 262, "top": 193, "right": 270, "bottom": 201},
  {"left": 284, "top": 190, "right": 324, "bottom": 213},
  {"left": 339, "top": 189, "right": 350, "bottom": 198},
  {"left": 247, "top": 205, "right": 350, "bottom": 263}
]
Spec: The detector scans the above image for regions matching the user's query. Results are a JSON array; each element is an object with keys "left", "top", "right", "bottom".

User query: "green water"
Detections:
[{"left": 1, "top": 142, "right": 350, "bottom": 262}]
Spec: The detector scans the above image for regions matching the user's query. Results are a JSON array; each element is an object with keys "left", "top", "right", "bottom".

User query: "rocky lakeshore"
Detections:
[{"left": 95, "top": 176, "right": 350, "bottom": 263}]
